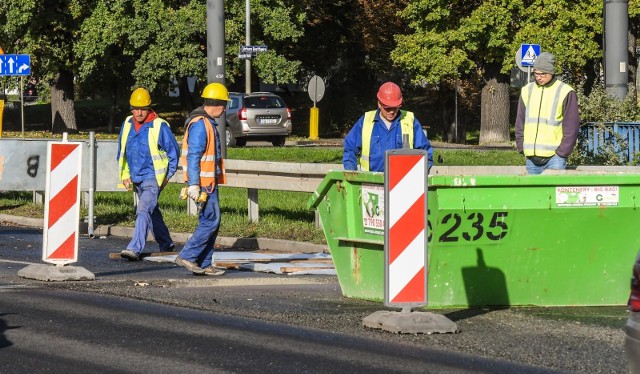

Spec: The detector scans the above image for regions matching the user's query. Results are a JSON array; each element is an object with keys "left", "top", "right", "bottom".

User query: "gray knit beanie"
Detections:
[{"left": 533, "top": 52, "right": 556, "bottom": 75}]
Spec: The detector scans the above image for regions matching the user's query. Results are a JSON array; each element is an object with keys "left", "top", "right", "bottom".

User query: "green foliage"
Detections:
[
  {"left": 568, "top": 82, "right": 640, "bottom": 166},
  {"left": 393, "top": 0, "right": 526, "bottom": 84},
  {"left": 569, "top": 124, "right": 628, "bottom": 166},
  {"left": 516, "top": 1, "right": 602, "bottom": 82},
  {"left": 576, "top": 82, "right": 640, "bottom": 123}
]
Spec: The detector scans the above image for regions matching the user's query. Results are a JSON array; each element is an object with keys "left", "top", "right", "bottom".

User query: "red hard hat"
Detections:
[{"left": 377, "top": 82, "right": 403, "bottom": 107}]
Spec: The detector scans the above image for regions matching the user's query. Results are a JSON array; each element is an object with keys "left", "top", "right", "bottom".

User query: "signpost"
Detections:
[
  {"left": 238, "top": 45, "right": 267, "bottom": 93},
  {"left": 0, "top": 54, "right": 32, "bottom": 135},
  {"left": 307, "top": 75, "right": 325, "bottom": 140},
  {"left": 238, "top": 45, "right": 268, "bottom": 60},
  {"left": 515, "top": 44, "right": 540, "bottom": 83},
  {"left": 0, "top": 54, "right": 31, "bottom": 76}
]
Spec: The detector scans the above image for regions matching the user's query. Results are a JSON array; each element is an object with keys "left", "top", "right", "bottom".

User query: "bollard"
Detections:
[{"left": 309, "top": 107, "right": 319, "bottom": 140}]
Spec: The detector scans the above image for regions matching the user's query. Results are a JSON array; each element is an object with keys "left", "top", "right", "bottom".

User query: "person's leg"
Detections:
[
  {"left": 126, "top": 179, "right": 158, "bottom": 253},
  {"left": 525, "top": 158, "right": 545, "bottom": 175},
  {"left": 543, "top": 154, "right": 567, "bottom": 171},
  {"left": 178, "top": 187, "right": 219, "bottom": 263},
  {"left": 196, "top": 189, "right": 221, "bottom": 268},
  {"left": 150, "top": 189, "right": 174, "bottom": 251}
]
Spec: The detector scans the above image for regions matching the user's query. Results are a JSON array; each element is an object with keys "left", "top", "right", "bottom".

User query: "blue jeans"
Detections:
[
  {"left": 127, "top": 178, "right": 173, "bottom": 253},
  {"left": 178, "top": 187, "right": 220, "bottom": 268},
  {"left": 525, "top": 154, "right": 567, "bottom": 175}
]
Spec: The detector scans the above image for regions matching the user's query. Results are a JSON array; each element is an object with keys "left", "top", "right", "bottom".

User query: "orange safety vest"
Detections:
[{"left": 180, "top": 116, "right": 226, "bottom": 188}]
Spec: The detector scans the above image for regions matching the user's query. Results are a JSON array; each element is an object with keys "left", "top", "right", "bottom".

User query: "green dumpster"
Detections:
[{"left": 308, "top": 168, "right": 640, "bottom": 308}]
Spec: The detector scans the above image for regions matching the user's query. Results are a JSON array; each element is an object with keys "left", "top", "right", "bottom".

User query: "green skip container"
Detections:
[{"left": 307, "top": 167, "right": 640, "bottom": 308}]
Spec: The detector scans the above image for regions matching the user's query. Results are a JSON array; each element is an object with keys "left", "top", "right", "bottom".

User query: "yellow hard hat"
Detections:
[
  {"left": 201, "top": 82, "right": 230, "bottom": 101},
  {"left": 129, "top": 87, "right": 152, "bottom": 108}
]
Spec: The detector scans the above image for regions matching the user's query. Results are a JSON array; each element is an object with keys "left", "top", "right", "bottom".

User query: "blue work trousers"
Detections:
[
  {"left": 127, "top": 178, "right": 173, "bottom": 253},
  {"left": 178, "top": 187, "right": 221, "bottom": 268},
  {"left": 526, "top": 154, "right": 567, "bottom": 175}
]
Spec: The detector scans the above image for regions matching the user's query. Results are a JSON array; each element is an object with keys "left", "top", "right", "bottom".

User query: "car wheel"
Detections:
[
  {"left": 272, "top": 136, "right": 286, "bottom": 147},
  {"left": 236, "top": 138, "right": 247, "bottom": 147},
  {"left": 226, "top": 128, "right": 236, "bottom": 147}
]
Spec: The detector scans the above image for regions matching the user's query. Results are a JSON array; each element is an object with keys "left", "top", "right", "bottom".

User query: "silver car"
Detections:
[
  {"left": 626, "top": 249, "right": 640, "bottom": 374},
  {"left": 225, "top": 92, "right": 292, "bottom": 147}
]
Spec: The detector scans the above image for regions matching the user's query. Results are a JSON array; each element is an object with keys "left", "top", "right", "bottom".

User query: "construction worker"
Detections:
[
  {"left": 515, "top": 52, "right": 580, "bottom": 174},
  {"left": 342, "top": 81, "right": 434, "bottom": 172},
  {"left": 174, "top": 82, "right": 229, "bottom": 276},
  {"left": 117, "top": 87, "right": 180, "bottom": 261}
]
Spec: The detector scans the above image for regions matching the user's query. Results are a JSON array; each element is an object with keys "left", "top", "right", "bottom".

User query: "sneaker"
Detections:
[
  {"left": 199, "top": 266, "right": 225, "bottom": 276},
  {"left": 120, "top": 249, "right": 140, "bottom": 261},
  {"left": 174, "top": 256, "right": 205, "bottom": 274}
]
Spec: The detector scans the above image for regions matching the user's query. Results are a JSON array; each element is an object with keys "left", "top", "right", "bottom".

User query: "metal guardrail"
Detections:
[
  {"left": 171, "top": 160, "right": 341, "bottom": 221},
  {"left": 0, "top": 137, "right": 343, "bottom": 225}
]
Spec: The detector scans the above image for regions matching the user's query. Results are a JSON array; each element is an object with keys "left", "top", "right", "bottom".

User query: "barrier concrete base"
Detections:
[
  {"left": 18, "top": 264, "right": 95, "bottom": 281},
  {"left": 362, "top": 310, "right": 458, "bottom": 334}
]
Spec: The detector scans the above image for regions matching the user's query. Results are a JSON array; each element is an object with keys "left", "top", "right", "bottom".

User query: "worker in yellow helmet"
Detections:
[
  {"left": 117, "top": 87, "right": 180, "bottom": 261},
  {"left": 174, "top": 82, "right": 229, "bottom": 276}
]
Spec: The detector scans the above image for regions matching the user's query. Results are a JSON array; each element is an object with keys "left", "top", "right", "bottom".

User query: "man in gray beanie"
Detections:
[{"left": 515, "top": 51, "right": 580, "bottom": 174}]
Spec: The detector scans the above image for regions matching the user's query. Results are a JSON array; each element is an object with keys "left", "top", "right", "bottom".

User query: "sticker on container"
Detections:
[
  {"left": 362, "top": 184, "right": 384, "bottom": 235},
  {"left": 556, "top": 186, "right": 619, "bottom": 207}
]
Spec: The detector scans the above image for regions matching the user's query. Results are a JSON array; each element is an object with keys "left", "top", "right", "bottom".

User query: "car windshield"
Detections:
[{"left": 245, "top": 96, "right": 285, "bottom": 109}]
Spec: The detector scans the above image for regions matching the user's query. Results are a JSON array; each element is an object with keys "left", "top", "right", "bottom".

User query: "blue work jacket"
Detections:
[
  {"left": 342, "top": 109, "right": 434, "bottom": 172},
  {"left": 116, "top": 116, "right": 180, "bottom": 184}
]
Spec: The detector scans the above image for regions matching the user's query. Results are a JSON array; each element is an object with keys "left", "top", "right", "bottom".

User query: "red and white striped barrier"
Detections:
[
  {"left": 384, "top": 149, "right": 428, "bottom": 308},
  {"left": 42, "top": 140, "right": 82, "bottom": 265}
]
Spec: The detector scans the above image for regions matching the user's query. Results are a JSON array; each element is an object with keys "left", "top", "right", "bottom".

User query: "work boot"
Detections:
[
  {"left": 198, "top": 266, "right": 226, "bottom": 276},
  {"left": 175, "top": 256, "right": 205, "bottom": 274},
  {"left": 160, "top": 243, "right": 176, "bottom": 252},
  {"left": 120, "top": 249, "right": 140, "bottom": 261}
]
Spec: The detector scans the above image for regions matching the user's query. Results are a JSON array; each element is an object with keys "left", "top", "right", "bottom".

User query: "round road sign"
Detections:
[{"left": 307, "top": 75, "right": 325, "bottom": 104}]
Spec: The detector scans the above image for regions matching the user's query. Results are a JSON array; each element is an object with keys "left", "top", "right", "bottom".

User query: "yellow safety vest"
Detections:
[
  {"left": 118, "top": 117, "right": 169, "bottom": 186},
  {"left": 521, "top": 80, "right": 574, "bottom": 157},
  {"left": 360, "top": 110, "right": 414, "bottom": 171}
]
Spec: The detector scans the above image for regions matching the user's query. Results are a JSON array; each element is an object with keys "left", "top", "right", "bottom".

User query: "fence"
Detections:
[{"left": 580, "top": 122, "right": 640, "bottom": 163}]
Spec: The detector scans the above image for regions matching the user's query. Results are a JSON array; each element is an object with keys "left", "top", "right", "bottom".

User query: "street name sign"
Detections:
[{"left": 240, "top": 45, "right": 268, "bottom": 54}]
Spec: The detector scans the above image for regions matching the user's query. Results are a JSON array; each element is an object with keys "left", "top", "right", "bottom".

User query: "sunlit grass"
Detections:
[{"left": 1, "top": 146, "right": 523, "bottom": 244}]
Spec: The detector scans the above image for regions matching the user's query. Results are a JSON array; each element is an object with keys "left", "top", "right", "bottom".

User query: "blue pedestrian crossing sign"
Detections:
[
  {"left": 520, "top": 44, "right": 541, "bottom": 67},
  {"left": 0, "top": 54, "right": 31, "bottom": 76}
]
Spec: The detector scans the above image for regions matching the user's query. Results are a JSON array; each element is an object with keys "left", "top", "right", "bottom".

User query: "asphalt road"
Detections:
[{"left": 0, "top": 225, "right": 632, "bottom": 373}]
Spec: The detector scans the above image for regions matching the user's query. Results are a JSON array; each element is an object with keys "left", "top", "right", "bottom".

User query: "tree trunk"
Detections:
[
  {"left": 178, "top": 76, "right": 195, "bottom": 115},
  {"left": 51, "top": 70, "right": 78, "bottom": 133},
  {"left": 479, "top": 64, "right": 510, "bottom": 145}
]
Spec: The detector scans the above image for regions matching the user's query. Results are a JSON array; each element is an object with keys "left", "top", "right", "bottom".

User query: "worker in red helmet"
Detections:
[{"left": 343, "top": 82, "right": 434, "bottom": 172}]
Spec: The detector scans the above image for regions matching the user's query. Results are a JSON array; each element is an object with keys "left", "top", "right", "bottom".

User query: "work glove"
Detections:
[{"left": 187, "top": 185, "right": 201, "bottom": 201}]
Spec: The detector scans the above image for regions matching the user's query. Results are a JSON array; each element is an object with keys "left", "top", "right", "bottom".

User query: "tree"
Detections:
[
  {"left": 75, "top": 0, "right": 307, "bottom": 113},
  {"left": 0, "top": 0, "right": 88, "bottom": 133},
  {"left": 392, "top": 0, "right": 528, "bottom": 144}
]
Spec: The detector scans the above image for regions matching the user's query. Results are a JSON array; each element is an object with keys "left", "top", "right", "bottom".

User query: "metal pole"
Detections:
[
  {"left": 88, "top": 132, "right": 95, "bottom": 238},
  {"left": 604, "top": 0, "right": 629, "bottom": 100},
  {"left": 245, "top": 0, "right": 251, "bottom": 93},
  {"left": 206, "top": 0, "right": 227, "bottom": 157},
  {"left": 454, "top": 83, "right": 458, "bottom": 143},
  {"left": 20, "top": 76, "right": 24, "bottom": 135}
]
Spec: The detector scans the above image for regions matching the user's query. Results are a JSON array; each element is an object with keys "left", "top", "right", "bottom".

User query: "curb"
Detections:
[{"left": 0, "top": 214, "right": 328, "bottom": 254}]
